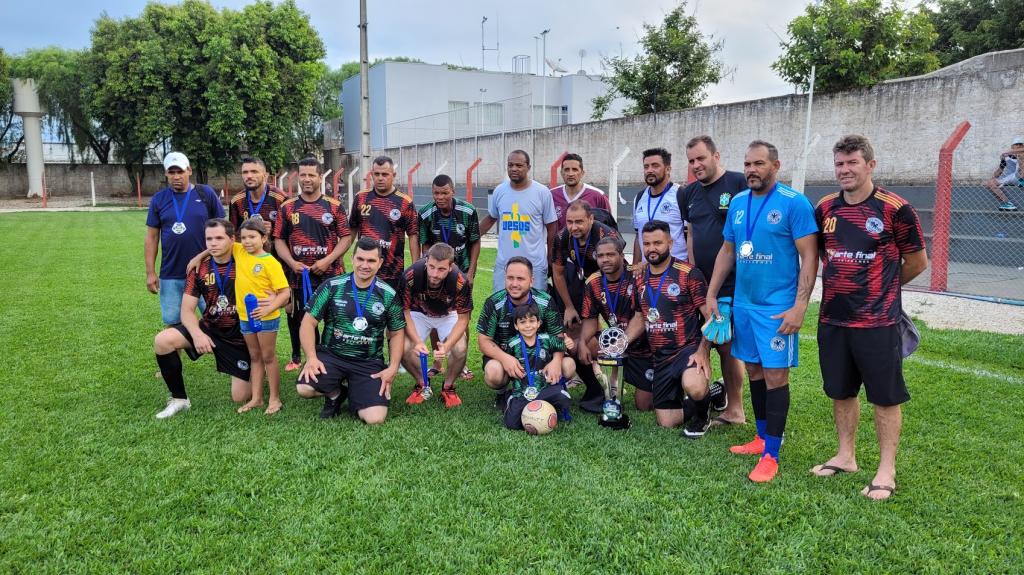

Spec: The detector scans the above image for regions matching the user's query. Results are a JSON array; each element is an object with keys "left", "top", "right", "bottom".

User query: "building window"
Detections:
[{"left": 532, "top": 105, "right": 565, "bottom": 127}]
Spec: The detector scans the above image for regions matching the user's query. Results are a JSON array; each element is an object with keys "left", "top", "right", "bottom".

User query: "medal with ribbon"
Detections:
[
  {"left": 644, "top": 267, "right": 668, "bottom": 323},
  {"left": 740, "top": 184, "right": 776, "bottom": 258},
  {"left": 211, "top": 258, "right": 232, "bottom": 312},
  {"left": 169, "top": 187, "right": 192, "bottom": 235},
  {"left": 350, "top": 276, "right": 377, "bottom": 332},
  {"left": 646, "top": 186, "right": 667, "bottom": 225},
  {"left": 571, "top": 233, "right": 590, "bottom": 281},
  {"left": 301, "top": 268, "right": 314, "bottom": 308},
  {"left": 439, "top": 209, "right": 455, "bottom": 245},
  {"left": 246, "top": 187, "right": 268, "bottom": 221},
  {"left": 519, "top": 334, "right": 539, "bottom": 400},
  {"left": 602, "top": 273, "right": 626, "bottom": 326}
]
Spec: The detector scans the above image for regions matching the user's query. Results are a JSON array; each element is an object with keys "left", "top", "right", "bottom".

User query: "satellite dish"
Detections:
[{"left": 545, "top": 57, "right": 568, "bottom": 74}]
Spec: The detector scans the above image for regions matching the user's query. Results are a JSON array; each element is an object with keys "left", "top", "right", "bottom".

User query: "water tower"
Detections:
[{"left": 11, "top": 79, "right": 45, "bottom": 198}]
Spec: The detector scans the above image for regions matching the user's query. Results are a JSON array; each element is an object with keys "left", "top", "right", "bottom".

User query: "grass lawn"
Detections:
[{"left": 1, "top": 211, "right": 1022, "bottom": 574}]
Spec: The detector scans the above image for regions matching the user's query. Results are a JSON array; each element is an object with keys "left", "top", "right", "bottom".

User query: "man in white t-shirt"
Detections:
[
  {"left": 480, "top": 150, "right": 558, "bottom": 292},
  {"left": 631, "top": 147, "right": 688, "bottom": 264}
]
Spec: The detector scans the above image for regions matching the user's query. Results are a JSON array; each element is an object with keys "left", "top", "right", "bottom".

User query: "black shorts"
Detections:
[
  {"left": 299, "top": 349, "right": 390, "bottom": 413},
  {"left": 503, "top": 385, "right": 572, "bottom": 430},
  {"left": 818, "top": 323, "right": 910, "bottom": 407},
  {"left": 174, "top": 324, "right": 251, "bottom": 380},
  {"left": 651, "top": 345, "right": 699, "bottom": 410},
  {"left": 623, "top": 355, "right": 654, "bottom": 392}
]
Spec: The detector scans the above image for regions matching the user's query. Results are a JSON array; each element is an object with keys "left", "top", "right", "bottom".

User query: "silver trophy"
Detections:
[{"left": 596, "top": 326, "right": 631, "bottom": 430}]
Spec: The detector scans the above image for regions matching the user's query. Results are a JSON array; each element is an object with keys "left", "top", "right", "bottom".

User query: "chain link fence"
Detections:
[{"left": 917, "top": 123, "right": 1024, "bottom": 303}]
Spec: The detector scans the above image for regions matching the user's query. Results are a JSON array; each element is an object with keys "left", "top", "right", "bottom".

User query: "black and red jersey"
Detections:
[
  {"left": 185, "top": 257, "right": 243, "bottom": 341},
  {"left": 630, "top": 258, "right": 707, "bottom": 363},
  {"left": 552, "top": 221, "right": 619, "bottom": 310},
  {"left": 400, "top": 259, "right": 473, "bottom": 318},
  {"left": 273, "top": 194, "right": 350, "bottom": 288},
  {"left": 580, "top": 269, "right": 650, "bottom": 357},
  {"left": 349, "top": 188, "right": 419, "bottom": 284},
  {"left": 228, "top": 185, "right": 286, "bottom": 233},
  {"left": 815, "top": 187, "right": 925, "bottom": 328}
]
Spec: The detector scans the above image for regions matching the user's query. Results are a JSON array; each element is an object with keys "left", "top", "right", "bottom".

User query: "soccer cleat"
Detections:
[
  {"left": 441, "top": 387, "right": 462, "bottom": 408},
  {"left": 319, "top": 394, "right": 342, "bottom": 419},
  {"left": 997, "top": 201, "right": 1018, "bottom": 211},
  {"left": 709, "top": 379, "right": 727, "bottom": 412},
  {"left": 730, "top": 435, "right": 766, "bottom": 455},
  {"left": 406, "top": 385, "right": 426, "bottom": 405},
  {"left": 156, "top": 397, "right": 191, "bottom": 419},
  {"left": 285, "top": 360, "right": 301, "bottom": 372},
  {"left": 682, "top": 412, "right": 710, "bottom": 439},
  {"left": 748, "top": 454, "right": 779, "bottom": 483}
]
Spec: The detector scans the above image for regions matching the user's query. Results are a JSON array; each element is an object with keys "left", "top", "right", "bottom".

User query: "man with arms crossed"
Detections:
[
  {"left": 811, "top": 134, "right": 928, "bottom": 501},
  {"left": 296, "top": 237, "right": 405, "bottom": 424},
  {"left": 707, "top": 140, "right": 819, "bottom": 483}
]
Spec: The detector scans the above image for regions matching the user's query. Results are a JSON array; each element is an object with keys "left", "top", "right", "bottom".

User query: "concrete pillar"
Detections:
[{"left": 12, "top": 79, "right": 45, "bottom": 198}]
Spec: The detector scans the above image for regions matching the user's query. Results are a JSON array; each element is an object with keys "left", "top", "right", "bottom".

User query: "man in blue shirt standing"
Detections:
[
  {"left": 145, "top": 152, "right": 225, "bottom": 326},
  {"left": 706, "top": 140, "right": 819, "bottom": 484}
]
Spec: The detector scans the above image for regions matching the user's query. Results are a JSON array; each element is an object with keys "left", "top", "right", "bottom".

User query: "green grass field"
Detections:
[{"left": 1, "top": 211, "right": 1022, "bottom": 574}]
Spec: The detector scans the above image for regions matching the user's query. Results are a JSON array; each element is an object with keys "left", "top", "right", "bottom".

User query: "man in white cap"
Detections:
[
  {"left": 984, "top": 136, "right": 1023, "bottom": 211},
  {"left": 145, "top": 152, "right": 225, "bottom": 325}
]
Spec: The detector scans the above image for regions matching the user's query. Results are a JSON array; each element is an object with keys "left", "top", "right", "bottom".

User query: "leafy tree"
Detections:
[
  {"left": 772, "top": 0, "right": 940, "bottom": 93},
  {"left": 926, "top": 0, "right": 1024, "bottom": 66},
  {"left": 0, "top": 49, "right": 24, "bottom": 163},
  {"left": 592, "top": 2, "right": 723, "bottom": 119},
  {"left": 10, "top": 48, "right": 112, "bottom": 163}
]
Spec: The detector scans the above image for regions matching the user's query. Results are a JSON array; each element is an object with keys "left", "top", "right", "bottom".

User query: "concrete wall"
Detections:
[
  {"left": 334, "top": 50, "right": 1023, "bottom": 191},
  {"left": 0, "top": 164, "right": 253, "bottom": 199}
]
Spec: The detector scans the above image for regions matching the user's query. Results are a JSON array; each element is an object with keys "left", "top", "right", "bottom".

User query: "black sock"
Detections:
[
  {"left": 692, "top": 393, "right": 711, "bottom": 419},
  {"left": 765, "top": 385, "right": 791, "bottom": 438},
  {"left": 156, "top": 352, "right": 187, "bottom": 399},
  {"left": 287, "top": 308, "right": 302, "bottom": 361},
  {"left": 576, "top": 360, "right": 603, "bottom": 400},
  {"left": 749, "top": 378, "right": 767, "bottom": 421}
]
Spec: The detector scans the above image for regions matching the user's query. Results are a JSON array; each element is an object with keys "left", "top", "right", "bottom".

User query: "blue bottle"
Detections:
[{"left": 244, "top": 293, "right": 262, "bottom": 332}]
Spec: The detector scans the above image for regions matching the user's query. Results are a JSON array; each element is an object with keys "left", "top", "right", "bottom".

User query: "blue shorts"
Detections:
[
  {"left": 240, "top": 317, "right": 281, "bottom": 335},
  {"left": 160, "top": 278, "right": 206, "bottom": 325},
  {"left": 731, "top": 306, "right": 798, "bottom": 369}
]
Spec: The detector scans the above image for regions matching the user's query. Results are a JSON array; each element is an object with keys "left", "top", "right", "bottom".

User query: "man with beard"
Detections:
[
  {"left": 477, "top": 256, "right": 565, "bottom": 399},
  {"left": 631, "top": 148, "right": 687, "bottom": 265},
  {"left": 706, "top": 140, "right": 819, "bottom": 483},
  {"left": 678, "top": 135, "right": 748, "bottom": 427},
  {"left": 349, "top": 156, "right": 420, "bottom": 289},
  {"left": 550, "top": 153, "right": 613, "bottom": 232},
  {"left": 273, "top": 157, "right": 352, "bottom": 371},
  {"left": 228, "top": 156, "right": 285, "bottom": 237},
  {"left": 621, "top": 220, "right": 713, "bottom": 434},
  {"left": 551, "top": 200, "right": 619, "bottom": 412},
  {"left": 578, "top": 235, "right": 654, "bottom": 412},
  {"left": 480, "top": 150, "right": 558, "bottom": 292},
  {"left": 400, "top": 243, "right": 473, "bottom": 409}
]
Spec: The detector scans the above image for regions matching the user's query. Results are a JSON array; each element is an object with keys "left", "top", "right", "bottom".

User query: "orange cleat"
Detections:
[
  {"left": 285, "top": 360, "right": 301, "bottom": 372},
  {"left": 730, "top": 435, "right": 765, "bottom": 455},
  {"left": 405, "top": 386, "right": 426, "bottom": 405},
  {"left": 441, "top": 388, "right": 462, "bottom": 408},
  {"left": 748, "top": 454, "right": 779, "bottom": 483}
]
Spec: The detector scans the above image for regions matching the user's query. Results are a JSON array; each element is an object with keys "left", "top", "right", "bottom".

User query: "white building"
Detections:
[{"left": 339, "top": 61, "right": 625, "bottom": 150}]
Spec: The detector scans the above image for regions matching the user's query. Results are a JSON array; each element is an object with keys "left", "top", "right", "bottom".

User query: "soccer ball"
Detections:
[{"left": 521, "top": 400, "right": 558, "bottom": 435}]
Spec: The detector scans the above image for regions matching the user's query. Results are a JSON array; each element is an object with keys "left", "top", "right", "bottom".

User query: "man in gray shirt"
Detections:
[{"left": 480, "top": 150, "right": 558, "bottom": 292}]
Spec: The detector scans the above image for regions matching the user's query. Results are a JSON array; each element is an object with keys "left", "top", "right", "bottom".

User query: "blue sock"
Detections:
[
  {"left": 764, "top": 434, "right": 783, "bottom": 460},
  {"left": 755, "top": 419, "right": 767, "bottom": 439}
]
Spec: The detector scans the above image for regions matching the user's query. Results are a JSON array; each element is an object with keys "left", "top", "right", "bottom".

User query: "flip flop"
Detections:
[
  {"left": 862, "top": 483, "right": 896, "bottom": 500},
  {"left": 426, "top": 368, "right": 441, "bottom": 378},
  {"left": 708, "top": 415, "right": 744, "bottom": 427},
  {"left": 461, "top": 368, "right": 474, "bottom": 381},
  {"left": 810, "top": 464, "right": 859, "bottom": 477}
]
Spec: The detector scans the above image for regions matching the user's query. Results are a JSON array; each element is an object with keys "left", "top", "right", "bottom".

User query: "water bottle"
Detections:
[{"left": 244, "top": 293, "right": 262, "bottom": 333}]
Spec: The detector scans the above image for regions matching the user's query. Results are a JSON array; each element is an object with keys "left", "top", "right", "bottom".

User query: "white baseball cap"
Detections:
[
  {"left": 163, "top": 152, "right": 190, "bottom": 171},
  {"left": 1012, "top": 136, "right": 1024, "bottom": 146}
]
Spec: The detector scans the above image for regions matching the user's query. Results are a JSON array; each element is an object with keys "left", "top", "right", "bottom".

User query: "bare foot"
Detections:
[
  {"left": 265, "top": 401, "right": 283, "bottom": 415},
  {"left": 810, "top": 457, "right": 859, "bottom": 476},
  {"left": 237, "top": 399, "right": 264, "bottom": 413}
]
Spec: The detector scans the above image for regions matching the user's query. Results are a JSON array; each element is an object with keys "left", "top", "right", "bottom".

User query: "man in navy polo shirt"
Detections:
[{"left": 145, "top": 152, "right": 225, "bottom": 325}]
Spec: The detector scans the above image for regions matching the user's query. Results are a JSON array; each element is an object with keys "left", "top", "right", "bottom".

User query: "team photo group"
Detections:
[{"left": 145, "top": 133, "right": 927, "bottom": 499}]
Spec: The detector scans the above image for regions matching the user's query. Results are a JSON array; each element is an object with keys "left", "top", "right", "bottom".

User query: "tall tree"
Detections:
[
  {"left": 772, "top": 0, "right": 940, "bottom": 93},
  {"left": 592, "top": 2, "right": 723, "bottom": 119},
  {"left": 0, "top": 48, "right": 24, "bottom": 163},
  {"left": 926, "top": 0, "right": 1024, "bottom": 66}
]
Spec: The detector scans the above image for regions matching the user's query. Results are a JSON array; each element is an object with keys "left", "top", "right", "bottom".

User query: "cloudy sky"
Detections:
[{"left": 1, "top": 0, "right": 813, "bottom": 104}]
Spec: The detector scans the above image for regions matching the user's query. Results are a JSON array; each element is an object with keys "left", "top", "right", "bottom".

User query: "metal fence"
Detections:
[{"left": 918, "top": 121, "right": 1024, "bottom": 303}]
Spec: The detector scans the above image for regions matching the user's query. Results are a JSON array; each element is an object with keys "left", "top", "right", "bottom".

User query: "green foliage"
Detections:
[
  {"left": 773, "top": 0, "right": 941, "bottom": 93},
  {"left": 926, "top": 0, "right": 1024, "bottom": 66},
  {"left": 592, "top": 2, "right": 723, "bottom": 119},
  {"left": 0, "top": 48, "right": 25, "bottom": 162},
  {"left": 9, "top": 47, "right": 112, "bottom": 163}
]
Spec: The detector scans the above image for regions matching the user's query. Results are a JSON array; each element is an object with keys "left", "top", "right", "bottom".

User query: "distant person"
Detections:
[
  {"left": 349, "top": 155, "right": 420, "bottom": 289},
  {"left": 985, "top": 136, "right": 1023, "bottom": 211},
  {"left": 631, "top": 147, "right": 687, "bottom": 266},
  {"left": 550, "top": 153, "right": 613, "bottom": 232},
  {"left": 145, "top": 152, "right": 225, "bottom": 326},
  {"left": 811, "top": 135, "right": 928, "bottom": 501},
  {"left": 479, "top": 150, "right": 558, "bottom": 292}
]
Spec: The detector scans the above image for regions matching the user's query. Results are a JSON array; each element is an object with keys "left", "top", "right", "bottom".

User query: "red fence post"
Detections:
[
  {"left": 136, "top": 172, "right": 142, "bottom": 208},
  {"left": 332, "top": 167, "right": 344, "bottom": 198},
  {"left": 286, "top": 172, "right": 297, "bottom": 197},
  {"left": 930, "top": 120, "right": 971, "bottom": 292},
  {"left": 407, "top": 162, "right": 421, "bottom": 199},
  {"left": 549, "top": 151, "right": 568, "bottom": 189},
  {"left": 364, "top": 172, "right": 372, "bottom": 192},
  {"left": 466, "top": 157, "right": 483, "bottom": 203}
]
